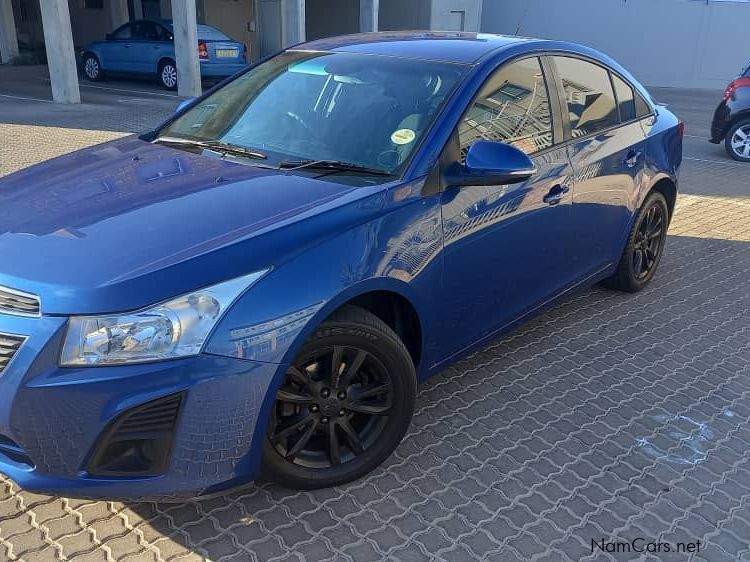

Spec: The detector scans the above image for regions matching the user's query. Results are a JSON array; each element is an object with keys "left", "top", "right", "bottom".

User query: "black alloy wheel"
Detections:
[
  {"left": 262, "top": 305, "right": 416, "bottom": 489},
  {"left": 604, "top": 191, "right": 669, "bottom": 292},
  {"left": 632, "top": 202, "right": 666, "bottom": 281}
]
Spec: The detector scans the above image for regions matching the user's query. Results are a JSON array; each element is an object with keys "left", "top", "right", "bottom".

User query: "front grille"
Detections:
[
  {"left": 0, "top": 333, "right": 25, "bottom": 374},
  {"left": 0, "top": 286, "right": 40, "bottom": 317}
]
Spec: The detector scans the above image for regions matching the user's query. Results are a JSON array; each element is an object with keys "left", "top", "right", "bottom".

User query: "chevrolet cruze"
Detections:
[{"left": 0, "top": 32, "right": 683, "bottom": 498}]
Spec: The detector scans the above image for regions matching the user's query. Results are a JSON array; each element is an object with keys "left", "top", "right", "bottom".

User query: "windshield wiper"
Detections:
[
  {"left": 154, "top": 136, "right": 268, "bottom": 161},
  {"left": 278, "top": 159, "right": 392, "bottom": 177}
]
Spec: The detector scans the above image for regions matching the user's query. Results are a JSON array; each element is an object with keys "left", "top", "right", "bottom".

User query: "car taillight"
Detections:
[
  {"left": 198, "top": 42, "right": 209, "bottom": 59},
  {"left": 723, "top": 77, "right": 750, "bottom": 101},
  {"left": 678, "top": 121, "right": 685, "bottom": 137}
]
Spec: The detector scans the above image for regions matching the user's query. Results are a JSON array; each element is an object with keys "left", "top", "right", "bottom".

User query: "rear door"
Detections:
[{"left": 549, "top": 56, "right": 647, "bottom": 277}]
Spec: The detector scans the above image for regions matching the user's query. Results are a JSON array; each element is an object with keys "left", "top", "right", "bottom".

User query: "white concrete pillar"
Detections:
[
  {"left": 0, "top": 0, "right": 19, "bottom": 64},
  {"left": 171, "top": 0, "right": 202, "bottom": 98},
  {"left": 39, "top": 0, "right": 80, "bottom": 103},
  {"left": 110, "top": 0, "right": 130, "bottom": 29},
  {"left": 360, "top": 0, "right": 379, "bottom": 32},
  {"left": 281, "top": 0, "right": 304, "bottom": 47}
]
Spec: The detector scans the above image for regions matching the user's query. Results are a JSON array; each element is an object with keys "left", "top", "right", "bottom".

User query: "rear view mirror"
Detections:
[{"left": 444, "top": 140, "right": 536, "bottom": 187}]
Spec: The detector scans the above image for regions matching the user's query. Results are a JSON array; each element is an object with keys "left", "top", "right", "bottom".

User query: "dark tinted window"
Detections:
[
  {"left": 635, "top": 91, "right": 652, "bottom": 118},
  {"left": 459, "top": 57, "right": 553, "bottom": 157},
  {"left": 612, "top": 74, "right": 636, "bottom": 122},
  {"left": 112, "top": 24, "right": 132, "bottom": 39},
  {"left": 140, "top": 22, "right": 162, "bottom": 41},
  {"left": 553, "top": 56, "right": 619, "bottom": 137},
  {"left": 158, "top": 25, "right": 173, "bottom": 41}
]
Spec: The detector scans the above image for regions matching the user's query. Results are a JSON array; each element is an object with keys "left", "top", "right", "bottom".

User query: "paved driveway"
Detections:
[{"left": 0, "top": 85, "right": 749, "bottom": 562}]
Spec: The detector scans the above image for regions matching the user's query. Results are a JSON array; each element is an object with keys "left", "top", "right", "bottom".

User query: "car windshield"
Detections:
[{"left": 158, "top": 51, "right": 468, "bottom": 174}]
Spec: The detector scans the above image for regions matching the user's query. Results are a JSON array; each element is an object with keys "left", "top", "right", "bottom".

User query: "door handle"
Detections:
[
  {"left": 625, "top": 150, "right": 642, "bottom": 168},
  {"left": 543, "top": 184, "right": 569, "bottom": 205}
]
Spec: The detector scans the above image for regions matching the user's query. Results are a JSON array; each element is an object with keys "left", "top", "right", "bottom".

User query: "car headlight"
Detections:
[{"left": 60, "top": 270, "right": 268, "bottom": 366}]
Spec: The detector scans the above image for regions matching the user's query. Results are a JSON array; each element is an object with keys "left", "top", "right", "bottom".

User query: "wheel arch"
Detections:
[
  {"left": 244, "top": 280, "right": 425, "bottom": 478},
  {"left": 649, "top": 176, "right": 677, "bottom": 219},
  {"left": 277, "top": 279, "right": 425, "bottom": 374},
  {"left": 157, "top": 56, "right": 176, "bottom": 74},
  {"left": 638, "top": 173, "right": 677, "bottom": 219}
]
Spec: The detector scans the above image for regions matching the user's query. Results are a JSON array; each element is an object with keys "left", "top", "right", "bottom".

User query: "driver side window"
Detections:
[{"left": 458, "top": 57, "right": 553, "bottom": 161}]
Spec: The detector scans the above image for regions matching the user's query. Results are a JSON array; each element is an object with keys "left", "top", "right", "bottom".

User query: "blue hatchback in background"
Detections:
[
  {"left": 81, "top": 19, "right": 248, "bottom": 89},
  {"left": 0, "top": 32, "right": 682, "bottom": 499}
]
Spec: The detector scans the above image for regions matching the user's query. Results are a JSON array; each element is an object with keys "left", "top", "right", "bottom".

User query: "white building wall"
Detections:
[
  {"left": 481, "top": 0, "right": 747, "bottom": 90},
  {"left": 430, "top": 0, "right": 482, "bottom": 31}
]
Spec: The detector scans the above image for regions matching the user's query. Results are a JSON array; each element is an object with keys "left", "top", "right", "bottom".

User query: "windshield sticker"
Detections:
[{"left": 391, "top": 129, "right": 416, "bottom": 145}]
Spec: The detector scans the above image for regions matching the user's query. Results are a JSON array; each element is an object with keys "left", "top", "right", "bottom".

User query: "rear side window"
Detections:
[
  {"left": 458, "top": 56, "right": 553, "bottom": 157},
  {"left": 612, "top": 74, "right": 636, "bottom": 122},
  {"left": 552, "top": 56, "right": 619, "bottom": 137},
  {"left": 635, "top": 91, "right": 652, "bottom": 118}
]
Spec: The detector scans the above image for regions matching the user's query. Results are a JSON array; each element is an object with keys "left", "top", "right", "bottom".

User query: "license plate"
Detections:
[{"left": 216, "top": 49, "right": 238, "bottom": 58}]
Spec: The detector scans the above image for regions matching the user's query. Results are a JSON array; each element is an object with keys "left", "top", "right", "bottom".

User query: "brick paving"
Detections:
[{"left": 1, "top": 87, "right": 750, "bottom": 561}]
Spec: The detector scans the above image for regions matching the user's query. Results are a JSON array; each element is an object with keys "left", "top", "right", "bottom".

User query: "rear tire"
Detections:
[
  {"left": 725, "top": 119, "right": 750, "bottom": 162},
  {"left": 82, "top": 53, "right": 102, "bottom": 81},
  {"left": 261, "top": 305, "right": 416, "bottom": 490},
  {"left": 158, "top": 59, "right": 177, "bottom": 90},
  {"left": 603, "top": 191, "right": 669, "bottom": 292}
]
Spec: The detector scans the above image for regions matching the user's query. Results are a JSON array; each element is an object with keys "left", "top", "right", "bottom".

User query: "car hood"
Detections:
[{"left": 0, "top": 136, "right": 368, "bottom": 314}]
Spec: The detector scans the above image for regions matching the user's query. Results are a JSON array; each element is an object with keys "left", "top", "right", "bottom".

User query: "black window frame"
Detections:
[{"left": 544, "top": 53, "right": 655, "bottom": 145}]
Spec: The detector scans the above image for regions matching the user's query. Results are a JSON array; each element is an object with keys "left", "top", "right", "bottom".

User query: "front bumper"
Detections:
[{"left": 0, "top": 312, "right": 281, "bottom": 499}]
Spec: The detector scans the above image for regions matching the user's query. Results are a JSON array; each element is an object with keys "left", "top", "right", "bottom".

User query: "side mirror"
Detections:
[
  {"left": 175, "top": 98, "right": 195, "bottom": 113},
  {"left": 444, "top": 140, "right": 536, "bottom": 187}
]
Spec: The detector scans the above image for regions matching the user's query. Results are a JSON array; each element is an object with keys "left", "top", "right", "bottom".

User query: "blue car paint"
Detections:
[
  {"left": 0, "top": 32, "right": 682, "bottom": 498},
  {"left": 83, "top": 20, "right": 247, "bottom": 82}
]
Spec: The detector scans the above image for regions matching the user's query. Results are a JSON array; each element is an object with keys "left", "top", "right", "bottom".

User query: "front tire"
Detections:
[
  {"left": 158, "top": 59, "right": 178, "bottom": 90},
  {"left": 262, "top": 305, "right": 417, "bottom": 490},
  {"left": 604, "top": 191, "right": 669, "bottom": 292},
  {"left": 725, "top": 119, "right": 750, "bottom": 162}
]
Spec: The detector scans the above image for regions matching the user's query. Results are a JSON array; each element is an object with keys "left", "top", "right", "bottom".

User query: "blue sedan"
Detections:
[
  {"left": 81, "top": 19, "right": 248, "bottom": 89},
  {"left": 0, "top": 32, "right": 682, "bottom": 498}
]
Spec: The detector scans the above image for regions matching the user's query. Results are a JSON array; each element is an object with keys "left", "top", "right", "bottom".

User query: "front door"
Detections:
[
  {"left": 438, "top": 56, "right": 576, "bottom": 360},
  {"left": 550, "top": 56, "right": 647, "bottom": 276}
]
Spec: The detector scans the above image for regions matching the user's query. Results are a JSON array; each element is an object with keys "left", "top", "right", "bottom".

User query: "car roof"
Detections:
[{"left": 297, "top": 32, "right": 534, "bottom": 65}]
